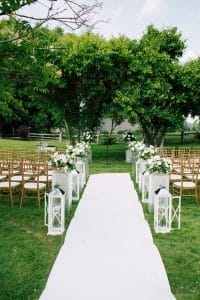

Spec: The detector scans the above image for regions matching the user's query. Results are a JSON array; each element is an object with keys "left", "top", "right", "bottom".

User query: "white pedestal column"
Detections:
[
  {"left": 132, "top": 151, "right": 138, "bottom": 177},
  {"left": 125, "top": 149, "right": 132, "bottom": 163},
  {"left": 148, "top": 173, "right": 169, "bottom": 214},
  {"left": 83, "top": 157, "right": 89, "bottom": 179},
  {"left": 88, "top": 149, "right": 92, "bottom": 162},
  {"left": 138, "top": 159, "right": 147, "bottom": 190},
  {"left": 76, "top": 160, "right": 86, "bottom": 191}
]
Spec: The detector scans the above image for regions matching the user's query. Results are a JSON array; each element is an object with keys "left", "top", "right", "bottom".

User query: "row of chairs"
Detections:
[
  {"left": 169, "top": 157, "right": 200, "bottom": 205},
  {"left": 158, "top": 147, "right": 200, "bottom": 159},
  {"left": 0, "top": 157, "right": 52, "bottom": 208}
]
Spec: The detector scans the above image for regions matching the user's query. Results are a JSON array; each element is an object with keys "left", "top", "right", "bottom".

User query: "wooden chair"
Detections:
[
  {"left": 37, "top": 161, "right": 52, "bottom": 192},
  {"left": 20, "top": 161, "right": 46, "bottom": 208},
  {"left": 173, "top": 161, "right": 199, "bottom": 205},
  {"left": 0, "top": 161, "right": 21, "bottom": 207},
  {"left": 11, "top": 158, "right": 32, "bottom": 184}
]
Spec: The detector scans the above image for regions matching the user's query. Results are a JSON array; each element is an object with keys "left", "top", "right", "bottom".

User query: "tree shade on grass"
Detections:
[{"left": 0, "top": 140, "right": 199, "bottom": 299}]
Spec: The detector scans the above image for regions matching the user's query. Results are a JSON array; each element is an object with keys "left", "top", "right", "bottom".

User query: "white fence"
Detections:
[{"left": 28, "top": 132, "right": 62, "bottom": 141}]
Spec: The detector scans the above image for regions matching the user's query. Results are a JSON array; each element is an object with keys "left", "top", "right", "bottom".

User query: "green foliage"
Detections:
[
  {"left": 115, "top": 25, "right": 186, "bottom": 146},
  {"left": 182, "top": 58, "right": 200, "bottom": 117},
  {"left": 47, "top": 32, "right": 137, "bottom": 139},
  {"left": 0, "top": 19, "right": 198, "bottom": 146},
  {"left": 0, "top": 0, "right": 36, "bottom": 15},
  {"left": 0, "top": 19, "right": 64, "bottom": 133},
  {"left": 100, "top": 135, "right": 117, "bottom": 145}
]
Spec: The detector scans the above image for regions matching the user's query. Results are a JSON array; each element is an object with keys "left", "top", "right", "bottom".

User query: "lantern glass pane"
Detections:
[
  {"left": 52, "top": 197, "right": 61, "bottom": 229},
  {"left": 159, "top": 196, "right": 168, "bottom": 208},
  {"left": 158, "top": 197, "right": 169, "bottom": 231}
]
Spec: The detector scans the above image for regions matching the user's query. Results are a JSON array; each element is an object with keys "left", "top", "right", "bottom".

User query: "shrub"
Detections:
[
  {"left": 17, "top": 126, "right": 29, "bottom": 140},
  {"left": 100, "top": 135, "right": 117, "bottom": 145}
]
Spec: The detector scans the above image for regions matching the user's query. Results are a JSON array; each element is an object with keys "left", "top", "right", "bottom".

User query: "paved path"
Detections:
[{"left": 40, "top": 173, "right": 174, "bottom": 300}]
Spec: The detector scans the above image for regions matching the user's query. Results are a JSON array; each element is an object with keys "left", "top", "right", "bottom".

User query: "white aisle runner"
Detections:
[{"left": 40, "top": 173, "right": 174, "bottom": 300}]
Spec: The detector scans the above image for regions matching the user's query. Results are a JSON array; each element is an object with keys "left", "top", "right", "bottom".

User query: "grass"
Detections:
[
  {"left": 0, "top": 139, "right": 200, "bottom": 299},
  {"left": 142, "top": 198, "right": 200, "bottom": 300},
  {"left": 0, "top": 138, "right": 77, "bottom": 299},
  {"left": 0, "top": 197, "right": 78, "bottom": 299},
  {"left": 90, "top": 143, "right": 132, "bottom": 174},
  {"left": 0, "top": 139, "right": 67, "bottom": 152}
]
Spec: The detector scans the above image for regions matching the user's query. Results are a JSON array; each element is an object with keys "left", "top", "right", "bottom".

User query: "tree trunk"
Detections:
[
  {"left": 159, "top": 135, "right": 165, "bottom": 147},
  {"left": 180, "top": 129, "right": 184, "bottom": 144},
  {"left": 77, "top": 123, "right": 81, "bottom": 143},
  {"left": 63, "top": 120, "right": 71, "bottom": 144},
  {"left": 140, "top": 120, "right": 167, "bottom": 147}
]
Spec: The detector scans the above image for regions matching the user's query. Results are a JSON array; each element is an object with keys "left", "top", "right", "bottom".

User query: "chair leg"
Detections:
[
  {"left": 9, "top": 189, "right": 14, "bottom": 208},
  {"left": 37, "top": 190, "right": 41, "bottom": 208},
  {"left": 195, "top": 188, "right": 198, "bottom": 205},
  {"left": 20, "top": 188, "right": 25, "bottom": 208}
]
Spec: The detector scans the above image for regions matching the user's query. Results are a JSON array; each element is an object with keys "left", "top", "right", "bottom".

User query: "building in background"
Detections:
[{"left": 100, "top": 118, "right": 139, "bottom": 133}]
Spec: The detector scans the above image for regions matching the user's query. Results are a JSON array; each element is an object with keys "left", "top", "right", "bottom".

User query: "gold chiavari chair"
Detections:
[
  {"left": 20, "top": 160, "right": 46, "bottom": 208},
  {"left": 173, "top": 160, "right": 199, "bottom": 205},
  {"left": 11, "top": 158, "right": 32, "bottom": 185},
  {"left": 0, "top": 160, "right": 21, "bottom": 207}
]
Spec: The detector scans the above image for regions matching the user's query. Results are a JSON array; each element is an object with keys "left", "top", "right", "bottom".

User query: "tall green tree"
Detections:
[
  {"left": 48, "top": 33, "right": 137, "bottom": 141},
  {"left": 0, "top": 20, "right": 63, "bottom": 134},
  {"left": 115, "top": 25, "right": 186, "bottom": 146},
  {"left": 181, "top": 58, "right": 200, "bottom": 118},
  {"left": 0, "top": 0, "right": 36, "bottom": 15}
]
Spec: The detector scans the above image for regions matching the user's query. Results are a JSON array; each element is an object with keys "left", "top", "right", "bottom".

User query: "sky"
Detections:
[
  {"left": 94, "top": 0, "right": 200, "bottom": 62},
  {"left": 21, "top": 0, "right": 200, "bottom": 63}
]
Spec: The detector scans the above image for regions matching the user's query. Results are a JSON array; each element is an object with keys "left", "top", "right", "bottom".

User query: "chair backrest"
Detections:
[{"left": 0, "top": 160, "right": 14, "bottom": 188}]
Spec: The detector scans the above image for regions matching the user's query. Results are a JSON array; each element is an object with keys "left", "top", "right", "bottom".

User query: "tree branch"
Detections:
[{"left": 0, "top": 0, "right": 104, "bottom": 43}]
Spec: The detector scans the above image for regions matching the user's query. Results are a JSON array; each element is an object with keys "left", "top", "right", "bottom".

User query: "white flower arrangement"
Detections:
[
  {"left": 128, "top": 141, "right": 145, "bottom": 152},
  {"left": 146, "top": 155, "right": 172, "bottom": 174},
  {"left": 70, "top": 142, "right": 91, "bottom": 159},
  {"left": 138, "top": 145, "right": 157, "bottom": 160},
  {"left": 122, "top": 131, "right": 135, "bottom": 143},
  {"left": 82, "top": 131, "right": 93, "bottom": 143},
  {"left": 50, "top": 152, "right": 75, "bottom": 172}
]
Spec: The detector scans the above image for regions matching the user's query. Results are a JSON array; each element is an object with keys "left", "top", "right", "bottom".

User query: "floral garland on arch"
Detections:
[{"left": 146, "top": 155, "right": 172, "bottom": 174}]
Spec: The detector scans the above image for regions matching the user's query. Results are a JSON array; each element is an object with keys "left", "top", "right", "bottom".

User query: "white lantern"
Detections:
[
  {"left": 154, "top": 186, "right": 172, "bottom": 233},
  {"left": 142, "top": 170, "right": 149, "bottom": 203},
  {"left": 71, "top": 170, "right": 80, "bottom": 201},
  {"left": 148, "top": 173, "right": 169, "bottom": 214},
  {"left": 171, "top": 196, "right": 181, "bottom": 230},
  {"left": 45, "top": 187, "right": 65, "bottom": 235}
]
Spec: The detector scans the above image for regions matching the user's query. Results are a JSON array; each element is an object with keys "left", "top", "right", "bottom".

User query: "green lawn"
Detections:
[{"left": 0, "top": 139, "right": 200, "bottom": 299}]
